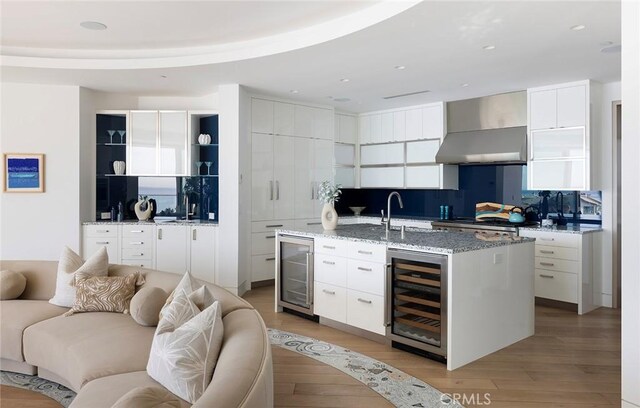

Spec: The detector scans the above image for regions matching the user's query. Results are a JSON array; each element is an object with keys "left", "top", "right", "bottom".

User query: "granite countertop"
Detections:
[
  {"left": 83, "top": 220, "right": 219, "bottom": 226},
  {"left": 340, "top": 215, "right": 437, "bottom": 223},
  {"left": 518, "top": 224, "right": 603, "bottom": 234},
  {"left": 277, "top": 224, "right": 534, "bottom": 255}
]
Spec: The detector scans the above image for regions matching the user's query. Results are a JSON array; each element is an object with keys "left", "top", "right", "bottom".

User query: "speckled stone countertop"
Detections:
[
  {"left": 278, "top": 224, "right": 534, "bottom": 255},
  {"left": 83, "top": 220, "right": 218, "bottom": 227},
  {"left": 340, "top": 215, "right": 436, "bottom": 224},
  {"left": 518, "top": 224, "right": 602, "bottom": 234}
]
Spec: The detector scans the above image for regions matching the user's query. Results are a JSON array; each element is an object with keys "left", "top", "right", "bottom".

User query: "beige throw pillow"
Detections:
[
  {"left": 110, "top": 386, "right": 181, "bottom": 408},
  {"left": 49, "top": 246, "right": 109, "bottom": 307},
  {"left": 147, "top": 291, "right": 224, "bottom": 403},
  {"left": 130, "top": 287, "right": 168, "bottom": 327},
  {"left": 63, "top": 272, "right": 145, "bottom": 317},
  {"left": 0, "top": 270, "right": 27, "bottom": 300},
  {"left": 159, "top": 271, "right": 213, "bottom": 320}
]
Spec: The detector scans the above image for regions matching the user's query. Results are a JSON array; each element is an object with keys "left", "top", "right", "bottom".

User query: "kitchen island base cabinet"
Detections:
[{"left": 314, "top": 282, "right": 346, "bottom": 323}]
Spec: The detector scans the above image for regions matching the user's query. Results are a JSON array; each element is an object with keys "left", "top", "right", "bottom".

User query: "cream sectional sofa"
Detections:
[{"left": 0, "top": 261, "right": 273, "bottom": 408}]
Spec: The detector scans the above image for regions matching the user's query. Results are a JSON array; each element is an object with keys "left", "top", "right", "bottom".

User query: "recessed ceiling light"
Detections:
[
  {"left": 461, "top": 83, "right": 469, "bottom": 87},
  {"left": 340, "top": 78, "right": 350, "bottom": 83},
  {"left": 601, "top": 44, "right": 621, "bottom": 54},
  {"left": 395, "top": 65, "right": 406, "bottom": 70},
  {"left": 483, "top": 45, "right": 496, "bottom": 50},
  {"left": 570, "top": 24, "right": 586, "bottom": 31},
  {"left": 80, "top": 21, "right": 107, "bottom": 30},
  {"left": 289, "top": 90, "right": 299, "bottom": 94}
]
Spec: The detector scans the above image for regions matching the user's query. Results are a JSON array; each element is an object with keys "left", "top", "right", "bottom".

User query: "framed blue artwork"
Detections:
[{"left": 4, "top": 153, "right": 45, "bottom": 193}]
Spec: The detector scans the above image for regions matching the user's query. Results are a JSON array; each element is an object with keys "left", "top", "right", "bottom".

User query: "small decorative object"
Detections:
[
  {"left": 118, "top": 130, "right": 126, "bottom": 144},
  {"left": 198, "top": 134, "right": 211, "bottom": 145},
  {"left": 107, "top": 130, "right": 116, "bottom": 144},
  {"left": 113, "top": 161, "right": 126, "bottom": 175},
  {"left": 349, "top": 206, "right": 366, "bottom": 216},
  {"left": 195, "top": 161, "right": 203, "bottom": 176},
  {"left": 317, "top": 181, "right": 342, "bottom": 231},
  {"left": 3, "top": 153, "right": 45, "bottom": 193},
  {"left": 204, "top": 161, "right": 213, "bottom": 175},
  {"left": 134, "top": 195, "right": 154, "bottom": 221}
]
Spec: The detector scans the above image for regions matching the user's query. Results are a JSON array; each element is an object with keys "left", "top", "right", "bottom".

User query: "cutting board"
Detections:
[{"left": 475, "top": 202, "right": 517, "bottom": 221}]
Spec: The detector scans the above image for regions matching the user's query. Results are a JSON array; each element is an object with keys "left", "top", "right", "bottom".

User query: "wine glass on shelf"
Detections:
[
  {"left": 118, "top": 130, "right": 126, "bottom": 144},
  {"left": 204, "top": 161, "right": 212, "bottom": 176},
  {"left": 195, "top": 161, "right": 203, "bottom": 176},
  {"left": 107, "top": 130, "right": 115, "bottom": 144}
]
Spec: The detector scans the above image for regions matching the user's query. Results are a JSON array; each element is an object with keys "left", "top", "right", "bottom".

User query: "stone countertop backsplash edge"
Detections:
[{"left": 83, "top": 220, "right": 219, "bottom": 226}]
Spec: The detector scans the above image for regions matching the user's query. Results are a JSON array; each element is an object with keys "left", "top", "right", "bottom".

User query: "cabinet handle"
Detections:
[
  {"left": 276, "top": 180, "right": 280, "bottom": 200},
  {"left": 357, "top": 298, "right": 372, "bottom": 304},
  {"left": 132, "top": 253, "right": 144, "bottom": 257},
  {"left": 540, "top": 250, "right": 555, "bottom": 254},
  {"left": 358, "top": 250, "right": 373, "bottom": 255},
  {"left": 96, "top": 241, "right": 109, "bottom": 245},
  {"left": 266, "top": 224, "right": 283, "bottom": 228},
  {"left": 322, "top": 260, "right": 335, "bottom": 265},
  {"left": 323, "top": 245, "right": 335, "bottom": 250},
  {"left": 97, "top": 229, "right": 109, "bottom": 233},
  {"left": 192, "top": 229, "right": 197, "bottom": 241},
  {"left": 130, "top": 230, "right": 144, "bottom": 233},
  {"left": 158, "top": 229, "right": 162, "bottom": 240},
  {"left": 311, "top": 182, "right": 315, "bottom": 199},
  {"left": 265, "top": 235, "right": 275, "bottom": 239},
  {"left": 357, "top": 267, "right": 372, "bottom": 272},
  {"left": 307, "top": 222, "right": 321, "bottom": 226},
  {"left": 540, "top": 262, "right": 555, "bottom": 267},
  {"left": 270, "top": 181, "right": 274, "bottom": 201},
  {"left": 539, "top": 274, "right": 554, "bottom": 279},
  {"left": 322, "top": 289, "right": 336, "bottom": 295},
  {"left": 130, "top": 241, "right": 144, "bottom": 245},
  {"left": 540, "top": 237, "right": 555, "bottom": 241},
  {"left": 266, "top": 257, "right": 276, "bottom": 261}
]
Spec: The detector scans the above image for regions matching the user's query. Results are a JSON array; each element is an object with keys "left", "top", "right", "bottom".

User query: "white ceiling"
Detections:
[{"left": 0, "top": 1, "right": 621, "bottom": 113}]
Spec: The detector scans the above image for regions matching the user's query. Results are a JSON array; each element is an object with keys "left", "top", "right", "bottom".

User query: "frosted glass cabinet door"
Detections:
[
  {"left": 129, "top": 111, "right": 158, "bottom": 175},
  {"left": 529, "top": 159, "right": 586, "bottom": 190},
  {"left": 159, "top": 111, "right": 188, "bottom": 175},
  {"left": 531, "top": 128, "right": 585, "bottom": 160}
]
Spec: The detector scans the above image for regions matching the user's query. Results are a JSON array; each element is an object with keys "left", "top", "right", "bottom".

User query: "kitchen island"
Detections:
[{"left": 275, "top": 223, "right": 535, "bottom": 370}]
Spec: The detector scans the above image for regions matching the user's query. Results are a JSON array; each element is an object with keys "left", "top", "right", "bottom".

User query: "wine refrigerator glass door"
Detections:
[{"left": 278, "top": 236, "right": 314, "bottom": 315}]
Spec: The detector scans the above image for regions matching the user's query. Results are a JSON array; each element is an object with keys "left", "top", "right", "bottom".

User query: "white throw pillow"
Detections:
[
  {"left": 159, "top": 271, "right": 213, "bottom": 319},
  {"left": 147, "top": 291, "right": 224, "bottom": 403},
  {"left": 49, "top": 246, "right": 109, "bottom": 307}
]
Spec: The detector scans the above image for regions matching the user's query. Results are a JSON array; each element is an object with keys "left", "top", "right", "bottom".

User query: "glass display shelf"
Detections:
[
  {"left": 97, "top": 143, "right": 127, "bottom": 146},
  {"left": 192, "top": 144, "right": 219, "bottom": 147}
]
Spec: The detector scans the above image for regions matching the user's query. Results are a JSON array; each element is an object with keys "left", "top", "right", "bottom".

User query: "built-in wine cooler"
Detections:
[
  {"left": 386, "top": 249, "right": 447, "bottom": 360},
  {"left": 276, "top": 235, "right": 314, "bottom": 317}
]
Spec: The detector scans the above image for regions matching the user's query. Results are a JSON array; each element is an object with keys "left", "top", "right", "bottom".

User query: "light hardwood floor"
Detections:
[
  {"left": 244, "top": 285, "right": 621, "bottom": 408},
  {"left": 0, "top": 385, "right": 62, "bottom": 408}
]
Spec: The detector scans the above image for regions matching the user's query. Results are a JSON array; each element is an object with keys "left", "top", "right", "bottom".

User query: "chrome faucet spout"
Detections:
[{"left": 386, "top": 191, "right": 404, "bottom": 234}]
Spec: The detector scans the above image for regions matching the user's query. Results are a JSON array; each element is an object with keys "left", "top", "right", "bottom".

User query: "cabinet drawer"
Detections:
[
  {"left": 315, "top": 238, "right": 348, "bottom": 257},
  {"left": 314, "top": 254, "right": 347, "bottom": 287},
  {"left": 294, "top": 218, "right": 323, "bottom": 229},
  {"left": 535, "top": 245, "right": 578, "bottom": 261},
  {"left": 84, "top": 225, "right": 118, "bottom": 238},
  {"left": 121, "top": 247, "right": 153, "bottom": 260},
  {"left": 251, "top": 220, "right": 295, "bottom": 233},
  {"left": 314, "top": 282, "right": 347, "bottom": 323},
  {"left": 346, "top": 289, "right": 385, "bottom": 335},
  {"left": 520, "top": 230, "right": 580, "bottom": 248},
  {"left": 121, "top": 225, "right": 154, "bottom": 238},
  {"left": 252, "top": 232, "right": 278, "bottom": 255},
  {"left": 83, "top": 238, "right": 118, "bottom": 261},
  {"left": 121, "top": 237, "right": 153, "bottom": 249},
  {"left": 252, "top": 255, "right": 276, "bottom": 282},
  {"left": 121, "top": 259, "right": 153, "bottom": 269},
  {"left": 348, "top": 241, "right": 386, "bottom": 263},
  {"left": 347, "top": 259, "right": 385, "bottom": 296},
  {"left": 535, "top": 257, "right": 579, "bottom": 274},
  {"left": 535, "top": 269, "right": 577, "bottom": 303}
]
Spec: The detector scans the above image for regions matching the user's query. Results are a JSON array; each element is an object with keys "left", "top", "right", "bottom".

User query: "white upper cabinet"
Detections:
[
  {"left": 313, "top": 108, "right": 333, "bottom": 140},
  {"left": 294, "top": 105, "right": 314, "bottom": 138},
  {"left": 422, "top": 103, "right": 445, "bottom": 140},
  {"left": 358, "top": 102, "right": 444, "bottom": 145},
  {"left": 529, "top": 83, "right": 587, "bottom": 130},
  {"left": 251, "top": 98, "right": 274, "bottom": 134},
  {"left": 361, "top": 143, "right": 404, "bottom": 166},
  {"left": 529, "top": 90, "right": 557, "bottom": 130},
  {"left": 359, "top": 115, "right": 371, "bottom": 144},
  {"left": 393, "top": 111, "right": 406, "bottom": 142},
  {"left": 557, "top": 85, "right": 587, "bottom": 128},
  {"left": 405, "top": 108, "right": 422, "bottom": 141},
  {"left": 159, "top": 111, "right": 188, "bottom": 176},
  {"left": 370, "top": 114, "right": 382, "bottom": 143},
  {"left": 380, "top": 112, "right": 394, "bottom": 143},
  {"left": 406, "top": 140, "right": 440, "bottom": 163},
  {"left": 274, "top": 102, "right": 295, "bottom": 136},
  {"left": 336, "top": 114, "right": 357, "bottom": 144},
  {"left": 129, "top": 111, "right": 158, "bottom": 175}
]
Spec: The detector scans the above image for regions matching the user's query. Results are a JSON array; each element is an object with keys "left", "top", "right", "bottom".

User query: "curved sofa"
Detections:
[{"left": 0, "top": 261, "right": 273, "bottom": 408}]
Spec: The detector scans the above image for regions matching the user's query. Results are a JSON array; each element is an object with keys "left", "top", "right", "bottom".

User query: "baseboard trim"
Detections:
[
  {"left": 251, "top": 279, "right": 275, "bottom": 289},
  {"left": 535, "top": 297, "right": 579, "bottom": 312},
  {"left": 319, "top": 317, "right": 390, "bottom": 345}
]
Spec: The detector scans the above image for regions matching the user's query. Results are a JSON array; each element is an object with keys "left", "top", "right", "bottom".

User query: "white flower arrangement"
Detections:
[{"left": 317, "top": 181, "right": 342, "bottom": 205}]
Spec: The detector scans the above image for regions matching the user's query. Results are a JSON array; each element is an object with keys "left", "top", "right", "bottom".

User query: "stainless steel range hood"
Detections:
[{"left": 436, "top": 91, "right": 527, "bottom": 165}]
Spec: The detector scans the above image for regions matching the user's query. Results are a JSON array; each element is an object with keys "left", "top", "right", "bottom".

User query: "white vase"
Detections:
[
  {"left": 198, "top": 134, "right": 211, "bottom": 145},
  {"left": 321, "top": 203, "right": 338, "bottom": 230},
  {"left": 113, "top": 161, "right": 125, "bottom": 175},
  {"left": 134, "top": 199, "right": 153, "bottom": 221}
]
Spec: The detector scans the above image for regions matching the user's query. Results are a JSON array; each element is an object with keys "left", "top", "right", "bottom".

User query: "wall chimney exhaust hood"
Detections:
[{"left": 436, "top": 91, "right": 527, "bottom": 165}]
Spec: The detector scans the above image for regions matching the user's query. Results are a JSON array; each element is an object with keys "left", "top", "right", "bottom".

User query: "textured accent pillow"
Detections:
[
  {"left": 159, "top": 271, "right": 213, "bottom": 320},
  {"left": 111, "top": 386, "right": 181, "bottom": 408},
  {"left": 63, "top": 272, "right": 145, "bottom": 317},
  {"left": 0, "top": 270, "right": 27, "bottom": 300},
  {"left": 147, "top": 291, "right": 224, "bottom": 403},
  {"left": 130, "top": 286, "right": 168, "bottom": 327},
  {"left": 49, "top": 246, "right": 109, "bottom": 307}
]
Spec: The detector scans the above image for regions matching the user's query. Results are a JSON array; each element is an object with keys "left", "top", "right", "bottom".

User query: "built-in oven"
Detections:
[
  {"left": 386, "top": 248, "right": 448, "bottom": 361},
  {"left": 276, "top": 234, "right": 314, "bottom": 316}
]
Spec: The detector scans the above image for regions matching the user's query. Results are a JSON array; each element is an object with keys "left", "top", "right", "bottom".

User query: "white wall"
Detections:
[
  {"left": 138, "top": 93, "right": 219, "bottom": 111},
  {"left": 0, "top": 83, "right": 81, "bottom": 260},
  {"left": 622, "top": 1, "right": 640, "bottom": 406}
]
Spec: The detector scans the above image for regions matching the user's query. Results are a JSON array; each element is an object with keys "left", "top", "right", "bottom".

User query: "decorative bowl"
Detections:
[{"left": 349, "top": 206, "right": 366, "bottom": 216}]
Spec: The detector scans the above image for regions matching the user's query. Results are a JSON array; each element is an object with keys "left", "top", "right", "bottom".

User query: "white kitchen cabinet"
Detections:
[
  {"left": 380, "top": 113, "right": 394, "bottom": 143},
  {"left": 156, "top": 225, "right": 189, "bottom": 274},
  {"left": 360, "top": 143, "right": 404, "bottom": 166},
  {"left": 405, "top": 108, "right": 422, "bottom": 141},
  {"left": 336, "top": 114, "right": 357, "bottom": 144},
  {"left": 189, "top": 226, "right": 216, "bottom": 283},
  {"left": 557, "top": 85, "right": 587, "bottom": 128},
  {"left": 120, "top": 224, "right": 155, "bottom": 268},
  {"left": 529, "top": 89, "right": 557, "bottom": 130},
  {"left": 359, "top": 115, "right": 371, "bottom": 144},
  {"left": 294, "top": 137, "right": 315, "bottom": 219},
  {"left": 528, "top": 159, "right": 586, "bottom": 191},
  {"left": 294, "top": 105, "right": 314, "bottom": 138},
  {"left": 128, "top": 111, "right": 158, "bottom": 175},
  {"left": 313, "top": 139, "right": 334, "bottom": 214},
  {"left": 158, "top": 111, "right": 188, "bottom": 176},
  {"left": 370, "top": 114, "right": 382, "bottom": 144},
  {"left": 274, "top": 102, "right": 295, "bottom": 136},
  {"left": 251, "top": 98, "right": 274, "bottom": 134},
  {"left": 360, "top": 167, "right": 404, "bottom": 188},
  {"left": 313, "top": 108, "right": 333, "bottom": 140},
  {"left": 406, "top": 140, "right": 440, "bottom": 163},
  {"left": 530, "top": 128, "right": 585, "bottom": 160},
  {"left": 251, "top": 220, "right": 291, "bottom": 283},
  {"left": 335, "top": 168, "right": 355, "bottom": 188},
  {"left": 335, "top": 144, "right": 355, "bottom": 166},
  {"left": 406, "top": 166, "right": 440, "bottom": 188},
  {"left": 346, "top": 290, "right": 385, "bottom": 335},
  {"left": 530, "top": 85, "right": 587, "bottom": 131},
  {"left": 422, "top": 103, "right": 445, "bottom": 140},
  {"left": 393, "top": 111, "right": 406, "bottom": 142},
  {"left": 83, "top": 230, "right": 119, "bottom": 264},
  {"left": 273, "top": 136, "right": 295, "bottom": 219},
  {"left": 314, "top": 282, "right": 347, "bottom": 323}
]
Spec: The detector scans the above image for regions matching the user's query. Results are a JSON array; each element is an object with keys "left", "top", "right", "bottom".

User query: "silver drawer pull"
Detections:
[
  {"left": 322, "top": 260, "right": 335, "bottom": 265},
  {"left": 307, "top": 222, "right": 321, "bottom": 226},
  {"left": 358, "top": 250, "right": 373, "bottom": 255},
  {"left": 132, "top": 253, "right": 144, "bottom": 257},
  {"left": 540, "top": 262, "right": 555, "bottom": 267},
  {"left": 539, "top": 274, "right": 555, "bottom": 279},
  {"left": 265, "top": 235, "right": 276, "bottom": 239},
  {"left": 323, "top": 245, "right": 336, "bottom": 250},
  {"left": 540, "top": 250, "right": 555, "bottom": 254},
  {"left": 96, "top": 241, "right": 109, "bottom": 245},
  {"left": 357, "top": 267, "right": 372, "bottom": 272},
  {"left": 266, "top": 224, "right": 283, "bottom": 228},
  {"left": 130, "top": 241, "right": 144, "bottom": 245},
  {"left": 265, "top": 257, "right": 276, "bottom": 261},
  {"left": 130, "top": 230, "right": 144, "bottom": 233},
  {"left": 540, "top": 237, "right": 555, "bottom": 241},
  {"left": 357, "top": 298, "right": 372, "bottom": 304},
  {"left": 322, "top": 289, "right": 336, "bottom": 295},
  {"left": 97, "top": 230, "right": 109, "bottom": 233}
]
